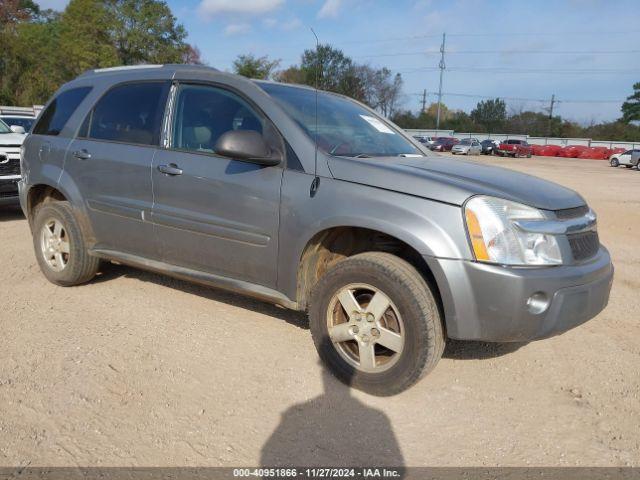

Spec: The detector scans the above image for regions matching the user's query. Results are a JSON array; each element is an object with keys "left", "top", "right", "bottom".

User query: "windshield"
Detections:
[
  {"left": 460, "top": 139, "right": 472, "bottom": 145},
  {"left": 435, "top": 138, "right": 452, "bottom": 144},
  {"left": 0, "top": 119, "right": 10, "bottom": 134},
  {"left": 257, "top": 82, "right": 422, "bottom": 157},
  {"left": 1, "top": 117, "right": 34, "bottom": 131}
]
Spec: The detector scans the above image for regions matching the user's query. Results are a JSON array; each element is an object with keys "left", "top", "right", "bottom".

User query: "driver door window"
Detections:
[{"left": 172, "top": 84, "right": 264, "bottom": 154}]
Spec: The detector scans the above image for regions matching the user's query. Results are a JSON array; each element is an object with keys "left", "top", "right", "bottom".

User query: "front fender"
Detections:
[{"left": 277, "top": 171, "right": 471, "bottom": 302}]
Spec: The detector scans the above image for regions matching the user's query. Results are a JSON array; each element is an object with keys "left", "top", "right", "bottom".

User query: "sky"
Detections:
[{"left": 36, "top": 0, "right": 640, "bottom": 123}]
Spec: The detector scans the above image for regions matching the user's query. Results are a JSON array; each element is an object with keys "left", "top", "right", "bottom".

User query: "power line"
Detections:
[
  {"left": 356, "top": 49, "right": 640, "bottom": 58},
  {"left": 336, "top": 30, "right": 640, "bottom": 45},
  {"left": 426, "top": 49, "right": 640, "bottom": 55},
  {"left": 407, "top": 91, "right": 626, "bottom": 104},
  {"left": 399, "top": 66, "right": 640, "bottom": 75}
]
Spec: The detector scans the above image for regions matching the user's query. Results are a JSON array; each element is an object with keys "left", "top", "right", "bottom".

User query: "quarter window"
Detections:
[
  {"left": 85, "top": 82, "right": 168, "bottom": 146},
  {"left": 172, "top": 84, "right": 264, "bottom": 153},
  {"left": 33, "top": 87, "right": 92, "bottom": 136}
]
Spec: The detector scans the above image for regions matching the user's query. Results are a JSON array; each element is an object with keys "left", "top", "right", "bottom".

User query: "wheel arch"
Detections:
[
  {"left": 26, "top": 180, "right": 95, "bottom": 243},
  {"left": 293, "top": 225, "right": 446, "bottom": 333}
]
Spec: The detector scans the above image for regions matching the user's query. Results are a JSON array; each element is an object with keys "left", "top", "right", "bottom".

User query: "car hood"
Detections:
[
  {"left": 328, "top": 155, "right": 585, "bottom": 210},
  {"left": 0, "top": 133, "right": 25, "bottom": 145}
]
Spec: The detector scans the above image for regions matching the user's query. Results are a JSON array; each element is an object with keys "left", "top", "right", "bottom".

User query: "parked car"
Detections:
[
  {"left": 413, "top": 135, "right": 435, "bottom": 146},
  {"left": 480, "top": 139, "right": 499, "bottom": 155},
  {"left": 0, "top": 115, "right": 35, "bottom": 134},
  {"left": 20, "top": 65, "right": 613, "bottom": 395},
  {"left": 609, "top": 149, "right": 640, "bottom": 169},
  {"left": 496, "top": 139, "right": 533, "bottom": 157},
  {"left": 429, "top": 136, "right": 459, "bottom": 152},
  {"left": 0, "top": 119, "right": 25, "bottom": 206},
  {"left": 451, "top": 138, "right": 481, "bottom": 155}
]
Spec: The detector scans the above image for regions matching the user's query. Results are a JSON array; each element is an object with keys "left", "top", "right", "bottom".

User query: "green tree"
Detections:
[
  {"left": 10, "top": 18, "right": 65, "bottom": 105},
  {"left": 621, "top": 82, "right": 640, "bottom": 123},
  {"left": 232, "top": 54, "right": 280, "bottom": 80},
  {"left": 470, "top": 98, "right": 506, "bottom": 132},
  {"left": 106, "top": 0, "right": 189, "bottom": 64},
  {"left": 274, "top": 66, "right": 304, "bottom": 84},
  {"left": 0, "top": 0, "right": 39, "bottom": 28},
  {"left": 58, "top": 0, "right": 119, "bottom": 78},
  {"left": 300, "top": 44, "right": 360, "bottom": 97}
]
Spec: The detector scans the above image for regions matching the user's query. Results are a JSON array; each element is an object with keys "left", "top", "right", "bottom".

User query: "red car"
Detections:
[
  {"left": 429, "top": 137, "right": 459, "bottom": 152},
  {"left": 496, "top": 139, "right": 532, "bottom": 158}
]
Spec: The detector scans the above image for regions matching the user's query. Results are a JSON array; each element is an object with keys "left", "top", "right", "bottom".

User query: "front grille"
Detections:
[
  {"left": 0, "top": 190, "right": 18, "bottom": 198},
  {"left": 0, "top": 157, "right": 20, "bottom": 176},
  {"left": 555, "top": 205, "right": 589, "bottom": 219},
  {"left": 568, "top": 230, "right": 599, "bottom": 261}
]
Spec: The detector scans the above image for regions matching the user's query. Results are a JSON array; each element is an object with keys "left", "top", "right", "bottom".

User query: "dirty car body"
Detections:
[{"left": 19, "top": 65, "right": 614, "bottom": 394}]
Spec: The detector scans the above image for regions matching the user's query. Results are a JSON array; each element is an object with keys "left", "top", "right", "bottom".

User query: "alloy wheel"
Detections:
[
  {"left": 40, "top": 218, "right": 70, "bottom": 272},
  {"left": 326, "top": 283, "right": 404, "bottom": 373}
]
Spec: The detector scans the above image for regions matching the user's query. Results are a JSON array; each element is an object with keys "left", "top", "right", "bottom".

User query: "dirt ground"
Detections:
[{"left": 0, "top": 155, "right": 638, "bottom": 468}]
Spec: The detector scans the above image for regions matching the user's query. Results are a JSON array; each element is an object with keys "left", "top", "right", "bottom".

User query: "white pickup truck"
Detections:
[{"left": 0, "top": 119, "right": 25, "bottom": 206}]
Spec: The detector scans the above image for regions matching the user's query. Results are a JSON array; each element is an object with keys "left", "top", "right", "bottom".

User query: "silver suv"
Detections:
[{"left": 19, "top": 65, "right": 614, "bottom": 395}]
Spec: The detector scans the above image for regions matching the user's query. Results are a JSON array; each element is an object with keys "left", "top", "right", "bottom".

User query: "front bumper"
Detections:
[
  {"left": 426, "top": 247, "right": 614, "bottom": 342},
  {"left": 0, "top": 177, "right": 20, "bottom": 206}
]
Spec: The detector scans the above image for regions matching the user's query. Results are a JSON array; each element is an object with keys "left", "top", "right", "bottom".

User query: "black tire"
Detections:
[
  {"left": 32, "top": 201, "right": 100, "bottom": 286},
  {"left": 309, "top": 252, "right": 445, "bottom": 396},
  {"left": 610, "top": 158, "right": 619, "bottom": 167}
]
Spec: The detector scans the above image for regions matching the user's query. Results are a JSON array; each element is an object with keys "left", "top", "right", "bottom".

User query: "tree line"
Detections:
[
  {"left": 0, "top": 0, "right": 200, "bottom": 106},
  {"left": 233, "top": 46, "right": 404, "bottom": 118},
  {"left": 232, "top": 52, "right": 639, "bottom": 141},
  {"left": 392, "top": 95, "right": 640, "bottom": 141},
  {"left": 1, "top": 0, "right": 638, "bottom": 141}
]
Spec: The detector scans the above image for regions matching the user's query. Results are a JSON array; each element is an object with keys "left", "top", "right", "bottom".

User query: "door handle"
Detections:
[
  {"left": 157, "top": 163, "right": 183, "bottom": 176},
  {"left": 73, "top": 149, "right": 91, "bottom": 160}
]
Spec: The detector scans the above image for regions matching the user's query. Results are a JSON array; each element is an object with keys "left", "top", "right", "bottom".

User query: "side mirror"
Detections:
[
  {"left": 214, "top": 130, "right": 281, "bottom": 167},
  {"left": 10, "top": 125, "right": 26, "bottom": 134}
]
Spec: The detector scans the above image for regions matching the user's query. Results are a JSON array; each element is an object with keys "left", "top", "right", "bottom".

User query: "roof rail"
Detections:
[{"left": 93, "top": 64, "right": 164, "bottom": 73}]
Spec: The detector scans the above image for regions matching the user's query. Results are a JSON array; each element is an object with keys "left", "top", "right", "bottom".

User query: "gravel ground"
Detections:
[{"left": 0, "top": 155, "right": 638, "bottom": 468}]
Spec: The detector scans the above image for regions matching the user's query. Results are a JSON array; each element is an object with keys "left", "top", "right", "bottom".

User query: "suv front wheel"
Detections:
[
  {"left": 32, "top": 201, "right": 100, "bottom": 286},
  {"left": 309, "top": 252, "right": 445, "bottom": 396}
]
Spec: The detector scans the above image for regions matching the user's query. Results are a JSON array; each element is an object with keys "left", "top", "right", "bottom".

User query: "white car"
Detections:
[
  {"left": 610, "top": 149, "right": 640, "bottom": 169},
  {"left": 413, "top": 135, "right": 435, "bottom": 146},
  {"left": 0, "top": 115, "right": 35, "bottom": 134},
  {"left": 451, "top": 138, "right": 482, "bottom": 155},
  {"left": 0, "top": 119, "right": 26, "bottom": 206}
]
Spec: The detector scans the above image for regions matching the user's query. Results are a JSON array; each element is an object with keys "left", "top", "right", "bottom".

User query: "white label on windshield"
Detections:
[{"left": 359, "top": 115, "right": 396, "bottom": 134}]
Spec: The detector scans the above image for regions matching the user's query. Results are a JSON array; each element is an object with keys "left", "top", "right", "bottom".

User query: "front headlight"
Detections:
[{"left": 464, "top": 196, "right": 562, "bottom": 266}]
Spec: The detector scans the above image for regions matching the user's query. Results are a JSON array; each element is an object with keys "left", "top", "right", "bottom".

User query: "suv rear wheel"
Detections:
[
  {"left": 309, "top": 252, "right": 445, "bottom": 396},
  {"left": 33, "top": 201, "right": 100, "bottom": 286}
]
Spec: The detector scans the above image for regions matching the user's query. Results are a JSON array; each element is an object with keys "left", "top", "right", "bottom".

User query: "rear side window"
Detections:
[
  {"left": 33, "top": 87, "right": 92, "bottom": 136},
  {"left": 84, "top": 82, "right": 168, "bottom": 146}
]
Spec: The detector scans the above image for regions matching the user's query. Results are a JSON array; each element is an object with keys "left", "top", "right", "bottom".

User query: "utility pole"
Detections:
[
  {"left": 547, "top": 94, "right": 556, "bottom": 136},
  {"left": 436, "top": 32, "right": 446, "bottom": 131},
  {"left": 421, "top": 89, "right": 427, "bottom": 112}
]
